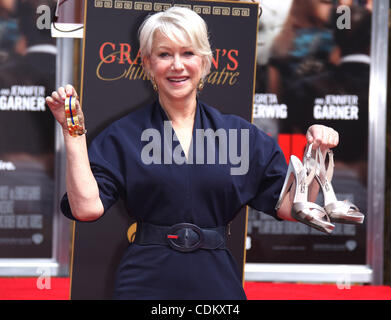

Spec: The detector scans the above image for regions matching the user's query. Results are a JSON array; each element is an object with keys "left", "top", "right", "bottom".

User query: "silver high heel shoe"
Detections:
[
  {"left": 305, "top": 145, "right": 365, "bottom": 225},
  {"left": 275, "top": 145, "right": 335, "bottom": 234}
]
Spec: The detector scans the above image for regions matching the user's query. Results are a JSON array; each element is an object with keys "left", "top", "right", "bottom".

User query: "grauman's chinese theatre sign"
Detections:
[
  {"left": 97, "top": 42, "right": 241, "bottom": 86},
  {"left": 90, "top": 0, "right": 252, "bottom": 88}
]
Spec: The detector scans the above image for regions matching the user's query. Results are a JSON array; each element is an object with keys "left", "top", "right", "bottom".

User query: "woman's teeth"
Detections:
[{"left": 168, "top": 78, "right": 187, "bottom": 82}]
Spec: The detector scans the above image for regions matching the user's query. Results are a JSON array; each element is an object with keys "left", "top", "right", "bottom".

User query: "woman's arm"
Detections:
[{"left": 46, "top": 85, "right": 104, "bottom": 221}]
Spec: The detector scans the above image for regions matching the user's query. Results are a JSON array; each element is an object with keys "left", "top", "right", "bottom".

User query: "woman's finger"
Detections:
[
  {"left": 306, "top": 125, "right": 317, "bottom": 144},
  {"left": 51, "top": 91, "right": 63, "bottom": 104},
  {"left": 57, "top": 87, "right": 67, "bottom": 100},
  {"left": 45, "top": 96, "right": 56, "bottom": 108},
  {"left": 65, "top": 84, "right": 74, "bottom": 97},
  {"left": 327, "top": 133, "right": 335, "bottom": 147},
  {"left": 311, "top": 125, "right": 324, "bottom": 148},
  {"left": 307, "top": 125, "right": 339, "bottom": 150},
  {"left": 333, "top": 131, "right": 339, "bottom": 146},
  {"left": 306, "top": 131, "right": 314, "bottom": 144},
  {"left": 65, "top": 84, "right": 79, "bottom": 99}
]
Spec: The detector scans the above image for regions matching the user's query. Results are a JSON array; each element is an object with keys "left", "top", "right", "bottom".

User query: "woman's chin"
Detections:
[{"left": 160, "top": 88, "right": 197, "bottom": 101}]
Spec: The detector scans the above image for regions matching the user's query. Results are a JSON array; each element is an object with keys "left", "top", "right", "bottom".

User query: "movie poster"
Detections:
[
  {"left": 246, "top": 0, "right": 371, "bottom": 265},
  {"left": 0, "top": 0, "right": 56, "bottom": 258}
]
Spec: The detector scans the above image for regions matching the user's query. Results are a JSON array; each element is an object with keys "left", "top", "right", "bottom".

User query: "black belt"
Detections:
[{"left": 134, "top": 222, "right": 228, "bottom": 253}]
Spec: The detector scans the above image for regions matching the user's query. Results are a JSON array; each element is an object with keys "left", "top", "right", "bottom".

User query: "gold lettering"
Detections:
[
  {"left": 217, "top": 67, "right": 227, "bottom": 84},
  {"left": 207, "top": 71, "right": 219, "bottom": 84},
  {"left": 229, "top": 72, "right": 239, "bottom": 85},
  {"left": 97, "top": 53, "right": 149, "bottom": 82},
  {"left": 96, "top": 51, "right": 127, "bottom": 81},
  {"left": 205, "top": 69, "right": 240, "bottom": 86}
]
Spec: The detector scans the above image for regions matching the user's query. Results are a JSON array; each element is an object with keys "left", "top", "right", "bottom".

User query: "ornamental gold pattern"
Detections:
[{"left": 93, "top": 0, "right": 251, "bottom": 17}]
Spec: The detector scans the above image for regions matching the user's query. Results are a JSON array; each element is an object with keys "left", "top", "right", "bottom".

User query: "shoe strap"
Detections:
[
  {"left": 301, "top": 147, "right": 316, "bottom": 187},
  {"left": 303, "top": 143, "right": 334, "bottom": 183},
  {"left": 303, "top": 143, "right": 318, "bottom": 185},
  {"left": 317, "top": 148, "right": 334, "bottom": 183},
  {"left": 293, "top": 201, "right": 331, "bottom": 222},
  {"left": 324, "top": 199, "right": 360, "bottom": 215}
]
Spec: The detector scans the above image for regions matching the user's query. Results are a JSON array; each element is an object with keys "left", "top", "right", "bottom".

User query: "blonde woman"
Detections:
[{"left": 46, "top": 7, "right": 338, "bottom": 299}]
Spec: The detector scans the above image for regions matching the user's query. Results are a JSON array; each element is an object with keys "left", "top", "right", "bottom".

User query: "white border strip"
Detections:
[
  {"left": 366, "top": 0, "right": 389, "bottom": 285},
  {"left": 245, "top": 263, "right": 372, "bottom": 283},
  {"left": 0, "top": 259, "right": 59, "bottom": 276}
]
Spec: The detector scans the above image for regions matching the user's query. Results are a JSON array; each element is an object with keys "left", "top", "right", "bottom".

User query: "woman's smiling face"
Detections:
[{"left": 144, "top": 30, "right": 204, "bottom": 103}]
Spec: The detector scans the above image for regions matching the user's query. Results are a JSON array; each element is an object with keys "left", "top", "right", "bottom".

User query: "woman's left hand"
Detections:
[{"left": 306, "top": 124, "right": 339, "bottom": 151}]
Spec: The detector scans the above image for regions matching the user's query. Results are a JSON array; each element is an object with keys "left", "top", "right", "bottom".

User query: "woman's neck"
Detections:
[{"left": 158, "top": 94, "right": 197, "bottom": 126}]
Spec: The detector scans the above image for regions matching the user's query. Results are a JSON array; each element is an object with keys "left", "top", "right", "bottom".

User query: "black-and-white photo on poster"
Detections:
[
  {"left": 247, "top": 0, "right": 371, "bottom": 264},
  {"left": 0, "top": 0, "right": 57, "bottom": 258}
]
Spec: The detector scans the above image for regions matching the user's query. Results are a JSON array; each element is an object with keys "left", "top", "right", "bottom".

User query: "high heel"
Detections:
[
  {"left": 275, "top": 145, "right": 335, "bottom": 234},
  {"left": 306, "top": 146, "right": 365, "bottom": 225}
]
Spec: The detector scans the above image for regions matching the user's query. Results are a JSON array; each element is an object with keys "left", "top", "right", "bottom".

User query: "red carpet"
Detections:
[
  {"left": 0, "top": 277, "right": 70, "bottom": 300},
  {"left": 1, "top": 278, "right": 391, "bottom": 300},
  {"left": 244, "top": 281, "right": 391, "bottom": 300}
]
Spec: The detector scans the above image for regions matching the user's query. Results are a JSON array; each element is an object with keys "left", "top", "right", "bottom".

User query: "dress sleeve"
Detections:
[
  {"left": 60, "top": 130, "right": 126, "bottom": 221},
  {"left": 246, "top": 125, "right": 287, "bottom": 220}
]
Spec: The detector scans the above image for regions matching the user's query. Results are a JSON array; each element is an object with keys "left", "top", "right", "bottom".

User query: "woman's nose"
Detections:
[{"left": 172, "top": 54, "right": 184, "bottom": 71}]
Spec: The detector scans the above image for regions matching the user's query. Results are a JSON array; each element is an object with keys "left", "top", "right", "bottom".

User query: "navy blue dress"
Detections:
[{"left": 61, "top": 100, "right": 287, "bottom": 300}]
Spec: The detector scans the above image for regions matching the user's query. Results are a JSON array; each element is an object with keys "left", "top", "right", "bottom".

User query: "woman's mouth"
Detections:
[{"left": 167, "top": 77, "right": 189, "bottom": 83}]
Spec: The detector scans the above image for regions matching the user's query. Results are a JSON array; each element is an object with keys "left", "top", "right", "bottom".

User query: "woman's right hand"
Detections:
[
  {"left": 47, "top": 86, "right": 103, "bottom": 220},
  {"left": 46, "top": 84, "right": 85, "bottom": 135}
]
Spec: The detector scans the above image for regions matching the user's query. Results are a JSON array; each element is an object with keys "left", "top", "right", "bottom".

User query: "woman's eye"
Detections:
[
  {"left": 184, "top": 51, "right": 194, "bottom": 56},
  {"left": 158, "top": 52, "right": 169, "bottom": 58}
]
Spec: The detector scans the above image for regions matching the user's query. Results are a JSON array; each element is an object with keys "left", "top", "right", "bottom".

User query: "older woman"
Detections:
[{"left": 46, "top": 7, "right": 338, "bottom": 300}]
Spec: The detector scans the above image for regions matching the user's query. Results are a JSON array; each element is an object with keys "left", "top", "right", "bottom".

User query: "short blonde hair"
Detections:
[{"left": 138, "top": 7, "right": 213, "bottom": 78}]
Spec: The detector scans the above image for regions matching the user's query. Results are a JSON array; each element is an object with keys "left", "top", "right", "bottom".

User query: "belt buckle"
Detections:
[{"left": 166, "top": 223, "right": 205, "bottom": 253}]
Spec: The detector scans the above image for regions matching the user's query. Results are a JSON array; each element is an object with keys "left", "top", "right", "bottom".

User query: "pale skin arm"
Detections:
[
  {"left": 276, "top": 125, "right": 339, "bottom": 221},
  {"left": 46, "top": 84, "right": 104, "bottom": 221}
]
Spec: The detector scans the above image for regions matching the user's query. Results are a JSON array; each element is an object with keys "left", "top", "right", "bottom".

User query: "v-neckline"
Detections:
[{"left": 157, "top": 100, "right": 200, "bottom": 163}]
